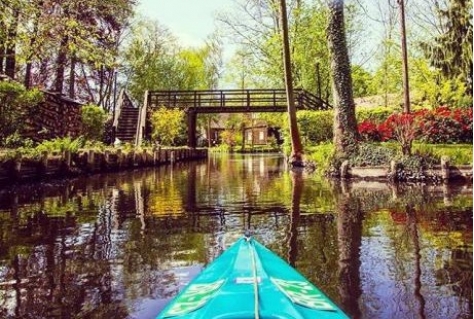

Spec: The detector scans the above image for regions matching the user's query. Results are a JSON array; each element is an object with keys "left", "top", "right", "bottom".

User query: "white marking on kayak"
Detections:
[
  {"left": 162, "top": 279, "right": 225, "bottom": 317},
  {"left": 271, "top": 278, "right": 336, "bottom": 311},
  {"left": 234, "top": 277, "right": 262, "bottom": 284}
]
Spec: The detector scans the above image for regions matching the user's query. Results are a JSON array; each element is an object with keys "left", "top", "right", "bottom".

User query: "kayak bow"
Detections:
[{"left": 157, "top": 236, "right": 349, "bottom": 319}]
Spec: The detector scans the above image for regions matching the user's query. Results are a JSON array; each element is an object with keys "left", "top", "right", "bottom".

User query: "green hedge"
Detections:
[
  {"left": 297, "top": 110, "right": 333, "bottom": 144},
  {"left": 293, "top": 107, "right": 397, "bottom": 145},
  {"left": 356, "top": 106, "right": 395, "bottom": 124}
]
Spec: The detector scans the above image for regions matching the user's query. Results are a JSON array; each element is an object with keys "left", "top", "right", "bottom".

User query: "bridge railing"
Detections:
[{"left": 147, "top": 89, "right": 331, "bottom": 111}]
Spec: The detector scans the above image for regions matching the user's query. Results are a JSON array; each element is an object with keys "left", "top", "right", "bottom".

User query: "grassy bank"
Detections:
[{"left": 306, "top": 142, "right": 473, "bottom": 170}]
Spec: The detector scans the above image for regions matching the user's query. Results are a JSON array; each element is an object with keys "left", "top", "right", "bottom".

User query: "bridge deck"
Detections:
[{"left": 147, "top": 89, "right": 331, "bottom": 113}]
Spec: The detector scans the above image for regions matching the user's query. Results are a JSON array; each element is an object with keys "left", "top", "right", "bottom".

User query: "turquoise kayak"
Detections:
[{"left": 157, "top": 236, "right": 349, "bottom": 319}]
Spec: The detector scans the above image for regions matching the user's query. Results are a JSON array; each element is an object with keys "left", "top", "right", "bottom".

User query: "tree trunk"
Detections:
[
  {"left": 398, "top": 0, "right": 411, "bottom": 114},
  {"left": 207, "top": 117, "right": 212, "bottom": 148},
  {"left": 0, "top": 19, "right": 6, "bottom": 74},
  {"left": 327, "top": 0, "right": 359, "bottom": 158},
  {"left": 279, "top": 0, "right": 304, "bottom": 167},
  {"left": 69, "top": 55, "right": 76, "bottom": 99},
  {"left": 38, "top": 58, "right": 49, "bottom": 86},
  {"left": 98, "top": 65, "right": 105, "bottom": 105},
  {"left": 335, "top": 182, "right": 363, "bottom": 318},
  {"left": 5, "top": 9, "right": 20, "bottom": 79},
  {"left": 287, "top": 170, "right": 303, "bottom": 267},
  {"left": 24, "top": 62, "right": 33, "bottom": 88},
  {"left": 54, "top": 35, "right": 69, "bottom": 94},
  {"left": 24, "top": 0, "right": 43, "bottom": 89}
]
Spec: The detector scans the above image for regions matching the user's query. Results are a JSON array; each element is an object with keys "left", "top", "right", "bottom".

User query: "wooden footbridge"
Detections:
[{"left": 114, "top": 89, "right": 331, "bottom": 147}]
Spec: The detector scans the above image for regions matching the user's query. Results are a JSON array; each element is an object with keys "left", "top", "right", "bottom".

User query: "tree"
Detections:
[
  {"left": 150, "top": 107, "right": 186, "bottom": 146},
  {"left": 0, "top": 0, "right": 134, "bottom": 108},
  {"left": 123, "top": 18, "right": 223, "bottom": 103},
  {"left": 398, "top": 0, "right": 411, "bottom": 113},
  {"left": 351, "top": 65, "right": 376, "bottom": 98},
  {"left": 421, "top": 0, "right": 473, "bottom": 96},
  {"left": 327, "top": 0, "right": 359, "bottom": 158},
  {"left": 280, "top": 0, "right": 304, "bottom": 166},
  {"left": 4, "top": 5, "right": 19, "bottom": 79}
]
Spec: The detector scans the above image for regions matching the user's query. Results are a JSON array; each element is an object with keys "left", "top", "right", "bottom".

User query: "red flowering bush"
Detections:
[
  {"left": 358, "top": 120, "right": 382, "bottom": 141},
  {"left": 416, "top": 113, "right": 464, "bottom": 143},
  {"left": 415, "top": 107, "right": 472, "bottom": 143},
  {"left": 385, "top": 113, "right": 417, "bottom": 154},
  {"left": 357, "top": 106, "right": 473, "bottom": 144}
]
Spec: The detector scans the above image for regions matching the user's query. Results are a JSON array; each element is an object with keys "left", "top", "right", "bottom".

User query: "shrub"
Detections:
[
  {"left": 356, "top": 106, "right": 394, "bottom": 124},
  {"left": 385, "top": 113, "right": 417, "bottom": 155},
  {"left": 358, "top": 120, "right": 382, "bottom": 142},
  {"left": 415, "top": 107, "right": 472, "bottom": 144},
  {"left": 0, "top": 81, "right": 43, "bottom": 143},
  {"left": 81, "top": 104, "right": 107, "bottom": 141},
  {"left": 220, "top": 129, "right": 239, "bottom": 147},
  {"left": 306, "top": 143, "right": 336, "bottom": 171},
  {"left": 351, "top": 143, "right": 397, "bottom": 166},
  {"left": 357, "top": 106, "right": 472, "bottom": 145},
  {"left": 296, "top": 110, "right": 333, "bottom": 144},
  {"left": 417, "top": 113, "right": 464, "bottom": 143},
  {"left": 35, "top": 136, "right": 85, "bottom": 154},
  {"left": 150, "top": 107, "right": 186, "bottom": 146},
  {"left": 2, "top": 132, "right": 34, "bottom": 148}
]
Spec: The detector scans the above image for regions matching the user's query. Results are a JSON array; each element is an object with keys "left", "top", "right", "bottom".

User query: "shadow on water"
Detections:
[{"left": 0, "top": 153, "right": 472, "bottom": 318}]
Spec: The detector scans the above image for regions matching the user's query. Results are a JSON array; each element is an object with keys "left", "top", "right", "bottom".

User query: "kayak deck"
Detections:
[{"left": 157, "top": 236, "right": 349, "bottom": 319}]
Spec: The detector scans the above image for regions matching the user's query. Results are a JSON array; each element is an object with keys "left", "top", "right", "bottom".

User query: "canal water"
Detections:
[{"left": 0, "top": 153, "right": 472, "bottom": 319}]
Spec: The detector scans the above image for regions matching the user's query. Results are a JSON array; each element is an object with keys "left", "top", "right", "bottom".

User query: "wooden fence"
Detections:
[{"left": 0, "top": 148, "right": 207, "bottom": 184}]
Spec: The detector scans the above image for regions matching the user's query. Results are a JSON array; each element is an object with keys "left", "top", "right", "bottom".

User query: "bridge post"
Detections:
[{"left": 187, "top": 111, "right": 197, "bottom": 148}]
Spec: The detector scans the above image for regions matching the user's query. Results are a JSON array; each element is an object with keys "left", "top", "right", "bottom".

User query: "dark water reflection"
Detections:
[{"left": 0, "top": 153, "right": 472, "bottom": 319}]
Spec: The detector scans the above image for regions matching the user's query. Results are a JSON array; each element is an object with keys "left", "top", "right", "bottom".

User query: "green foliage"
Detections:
[
  {"left": 35, "top": 136, "right": 85, "bottom": 154},
  {"left": 0, "top": 81, "right": 43, "bottom": 144},
  {"left": 297, "top": 110, "right": 333, "bottom": 144},
  {"left": 123, "top": 18, "right": 223, "bottom": 101},
  {"left": 310, "top": 141, "right": 472, "bottom": 169},
  {"left": 2, "top": 132, "right": 34, "bottom": 149},
  {"left": 437, "top": 78, "right": 469, "bottom": 106},
  {"left": 84, "top": 140, "right": 107, "bottom": 151},
  {"left": 291, "top": 3, "right": 331, "bottom": 95},
  {"left": 306, "top": 143, "right": 336, "bottom": 172},
  {"left": 372, "top": 40, "right": 403, "bottom": 99},
  {"left": 351, "top": 65, "right": 376, "bottom": 98},
  {"left": 212, "top": 143, "right": 232, "bottom": 153},
  {"left": 397, "top": 153, "right": 438, "bottom": 172},
  {"left": 356, "top": 106, "right": 394, "bottom": 124},
  {"left": 150, "top": 107, "right": 186, "bottom": 146},
  {"left": 420, "top": 0, "right": 473, "bottom": 95},
  {"left": 221, "top": 1, "right": 364, "bottom": 97},
  {"left": 0, "top": 136, "right": 86, "bottom": 161},
  {"left": 1, "top": 0, "right": 134, "bottom": 106},
  {"left": 412, "top": 143, "right": 473, "bottom": 166},
  {"left": 407, "top": 58, "right": 468, "bottom": 107},
  {"left": 81, "top": 104, "right": 107, "bottom": 141},
  {"left": 351, "top": 143, "right": 397, "bottom": 167},
  {"left": 220, "top": 130, "right": 240, "bottom": 148}
]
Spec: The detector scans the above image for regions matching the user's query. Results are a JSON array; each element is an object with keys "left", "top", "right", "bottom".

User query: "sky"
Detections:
[{"left": 137, "top": 0, "right": 231, "bottom": 48}]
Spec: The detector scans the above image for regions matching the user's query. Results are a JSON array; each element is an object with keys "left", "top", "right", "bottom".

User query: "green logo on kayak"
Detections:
[
  {"left": 271, "top": 278, "right": 335, "bottom": 311},
  {"left": 162, "top": 279, "right": 225, "bottom": 317}
]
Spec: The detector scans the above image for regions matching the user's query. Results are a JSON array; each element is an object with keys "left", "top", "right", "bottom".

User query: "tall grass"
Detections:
[
  {"left": 412, "top": 143, "right": 473, "bottom": 166},
  {"left": 305, "top": 143, "right": 336, "bottom": 171}
]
